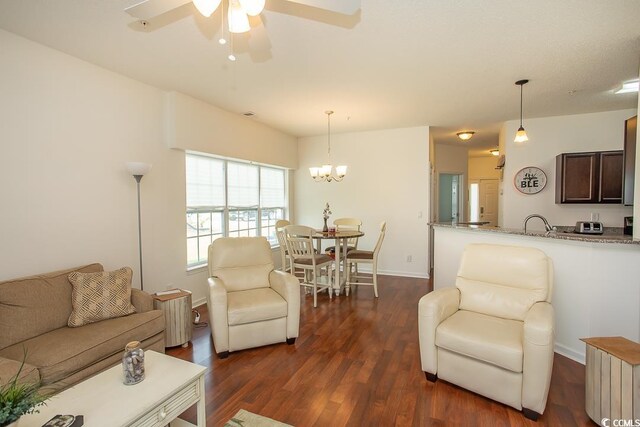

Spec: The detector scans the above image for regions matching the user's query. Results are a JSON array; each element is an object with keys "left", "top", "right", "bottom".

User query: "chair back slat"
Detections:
[
  {"left": 284, "top": 225, "right": 315, "bottom": 260},
  {"left": 334, "top": 217, "right": 362, "bottom": 248}
]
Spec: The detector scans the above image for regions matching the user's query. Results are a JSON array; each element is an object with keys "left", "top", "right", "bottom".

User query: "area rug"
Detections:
[{"left": 224, "top": 409, "right": 293, "bottom": 427}]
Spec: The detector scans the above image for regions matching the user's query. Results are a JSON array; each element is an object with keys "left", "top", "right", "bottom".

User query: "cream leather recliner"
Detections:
[
  {"left": 207, "top": 237, "right": 300, "bottom": 358},
  {"left": 418, "top": 243, "right": 555, "bottom": 421}
]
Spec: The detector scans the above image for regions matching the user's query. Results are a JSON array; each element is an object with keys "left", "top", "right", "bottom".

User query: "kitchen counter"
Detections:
[{"left": 431, "top": 222, "right": 638, "bottom": 245}]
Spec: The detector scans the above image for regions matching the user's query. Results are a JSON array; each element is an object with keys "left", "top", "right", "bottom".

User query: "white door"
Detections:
[{"left": 479, "top": 179, "right": 499, "bottom": 226}]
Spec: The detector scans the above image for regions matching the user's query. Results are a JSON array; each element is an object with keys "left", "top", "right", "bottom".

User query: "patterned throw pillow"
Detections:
[{"left": 67, "top": 267, "right": 136, "bottom": 327}]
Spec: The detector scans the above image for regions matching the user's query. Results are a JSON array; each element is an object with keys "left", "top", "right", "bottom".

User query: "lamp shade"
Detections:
[
  {"left": 335, "top": 165, "right": 347, "bottom": 177},
  {"left": 193, "top": 0, "right": 221, "bottom": 17},
  {"left": 309, "top": 167, "right": 320, "bottom": 178},
  {"left": 229, "top": 0, "right": 250, "bottom": 33},
  {"left": 239, "top": 0, "right": 265, "bottom": 16},
  {"left": 514, "top": 127, "right": 529, "bottom": 143},
  {"left": 126, "top": 162, "right": 152, "bottom": 176}
]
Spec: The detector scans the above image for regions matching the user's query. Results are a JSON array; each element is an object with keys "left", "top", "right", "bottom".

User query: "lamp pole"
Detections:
[
  {"left": 133, "top": 174, "right": 144, "bottom": 291},
  {"left": 126, "top": 162, "right": 152, "bottom": 291}
]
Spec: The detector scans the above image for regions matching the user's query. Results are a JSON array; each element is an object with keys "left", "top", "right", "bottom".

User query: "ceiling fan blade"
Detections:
[
  {"left": 124, "top": 0, "right": 192, "bottom": 20},
  {"left": 285, "top": 0, "right": 360, "bottom": 15}
]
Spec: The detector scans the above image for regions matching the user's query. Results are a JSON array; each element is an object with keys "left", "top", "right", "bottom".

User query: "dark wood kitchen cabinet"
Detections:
[
  {"left": 555, "top": 151, "right": 623, "bottom": 204},
  {"left": 623, "top": 115, "right": 637, "bottom": 205}
]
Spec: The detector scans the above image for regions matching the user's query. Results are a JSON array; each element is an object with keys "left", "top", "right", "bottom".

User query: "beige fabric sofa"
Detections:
[
  {"left": 418, "top": 243, "right": 555, "bottom": 421},
  {"left": 207, "top": 237, "right": 300, "bottom": 358},
  {"left": 0, "top": 263, "right": 165, "bottom": 392}
]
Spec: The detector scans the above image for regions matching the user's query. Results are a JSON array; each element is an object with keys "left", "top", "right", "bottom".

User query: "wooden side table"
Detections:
[
  {"left": 153, "top": 289, "right": 193, "bottom": 348},
  {"left": 581, "top": 336, "right": 640, "bottom": 426}
]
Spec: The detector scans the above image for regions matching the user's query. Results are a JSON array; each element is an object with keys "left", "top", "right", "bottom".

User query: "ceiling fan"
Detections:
[{"left": 125, "top": 0, "right": 361, "bottom": 24}]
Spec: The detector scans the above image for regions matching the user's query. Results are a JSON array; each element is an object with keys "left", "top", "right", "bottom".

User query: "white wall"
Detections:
[
  {"left": 295, "top": 127, "right": 430, "bottom": 278},
  {"left": 434, "top": 144, "right": 469, "bottom": 222},
  {"left": 0, "top": 30, "right": 297, "bottom": 306},
  {"left": 635, "top": 63, "right": 640, "bottom": 240},
  {"left": 468, "top": 156, "right": 500, "bottom": 180},
  {"left": 502, "top": 109, "right": 635, "bottom": 230},
  {"left": 165, "top": 92, "right": 297, "bottom": 169}
]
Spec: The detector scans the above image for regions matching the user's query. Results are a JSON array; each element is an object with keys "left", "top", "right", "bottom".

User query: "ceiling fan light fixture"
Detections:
[
  {"left": 229, "top": 0, "right": 250, "bottom": 33},
  {"left": 456, "top": 131, "right": 475, "bottom": 141},
  {"left": 192, "top": 0, "right": 221, "bottom": 17},
  {"left": 239, "top": 0, "right": 265, "bottom": 16}
]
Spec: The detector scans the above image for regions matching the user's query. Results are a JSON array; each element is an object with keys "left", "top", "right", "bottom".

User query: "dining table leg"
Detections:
[{"left": 334, "top": 237, "right": 342, "bottom": 296}]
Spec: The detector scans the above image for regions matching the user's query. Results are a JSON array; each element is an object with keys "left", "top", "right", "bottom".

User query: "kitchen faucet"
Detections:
[{"left": 523, "top": 214, "right": 555, "bottom": 234}]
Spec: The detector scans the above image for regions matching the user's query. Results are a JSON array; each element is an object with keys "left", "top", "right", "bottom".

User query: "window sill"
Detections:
[
  {"left": 186, "top": 264, "right": 207, "bottom": 274},
  {"left": 186, "top": 245, "right": 280, "bottom": 274}
]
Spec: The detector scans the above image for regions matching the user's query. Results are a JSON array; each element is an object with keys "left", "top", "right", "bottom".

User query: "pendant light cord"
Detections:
[
  {"left": 327, "top": 112, "right": 331, "bottom": 161},
  {"left": 325, "top": 110, "right": 333, "bottom": 163},
  {"left": 520, "top": 84, "right": 524, "bottom": 127}
]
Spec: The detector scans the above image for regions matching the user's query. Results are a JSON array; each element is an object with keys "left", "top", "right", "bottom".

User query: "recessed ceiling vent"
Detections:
[{"left": 243, "top": 111, "right": 255, "bottom": 117}]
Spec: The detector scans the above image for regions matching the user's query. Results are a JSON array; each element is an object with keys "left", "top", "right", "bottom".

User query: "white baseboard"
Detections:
[
  {"left": 378, "top": 269, "right": 430, "bottom": 279},
  {"left": 555, "top": 343, "right": 585, "bottom": 365},
  {"left": 354, "top": 265, "right": 429, "bottom": 279},
  {"left": 192, "top": 297, "right": 207, "bottom": 309}
]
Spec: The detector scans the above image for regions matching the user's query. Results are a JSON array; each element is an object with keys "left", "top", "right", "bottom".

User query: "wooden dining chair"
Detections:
[
  {"left": 324, "top": 217, "right": 362, "bottom": 255},
  {"left": 275, "top": 219, "right": 291, "bottom": 272},
  {"left": 345, "top": 221, "right": 386, "bottom": 298},
  {"left": 284, "top": 225, "right": 334, "bottom": 307}
]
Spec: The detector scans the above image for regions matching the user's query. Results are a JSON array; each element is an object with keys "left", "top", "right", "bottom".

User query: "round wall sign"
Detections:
[{"left": 514, "top": 166, "right": 547, "bottom": 194}]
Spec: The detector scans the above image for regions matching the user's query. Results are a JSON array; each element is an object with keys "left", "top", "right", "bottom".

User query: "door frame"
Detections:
[{"left": 437, "top": 171, "right": 465, "bottom": 223}]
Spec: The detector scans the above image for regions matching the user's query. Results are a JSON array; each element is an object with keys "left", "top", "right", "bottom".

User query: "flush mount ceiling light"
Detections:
[
  {"left": 489, "top": 149, "right": 500, "bottom": 156},
  {"left": 614, "top": 79, "right": 639, "bottom": 94},
  {"left": 514, "top": 79, "right": 529, "bottom": 143},
  {"left": 456, "top": 131, "right": 475, "bottom": 141},
  {"left": 309, "top": 111, "right": 347, "bottom": 183}
]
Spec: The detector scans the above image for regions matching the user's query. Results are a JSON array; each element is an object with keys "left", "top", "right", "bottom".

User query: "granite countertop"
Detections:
[{"left": 431, "top": 222, "right": 639, "bottom": 245}]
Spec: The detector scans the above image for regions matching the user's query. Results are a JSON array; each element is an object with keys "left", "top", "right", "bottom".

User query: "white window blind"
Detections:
[
  {"left": 186, "top": 155, "right": 225, "bottom": 208},
  {"left": 227, "top": 163, "right": 259, "bottom": 207},
  {"left": 260, "top": 167, "right": 285, "bottom": 208},
  {"left": 185, "top": 153, "right": 287, "bottom": 267}
]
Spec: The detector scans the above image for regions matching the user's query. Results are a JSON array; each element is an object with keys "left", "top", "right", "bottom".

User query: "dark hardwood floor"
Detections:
[{"left": 168, "top": 275, "right": 593, "bottom": 426}]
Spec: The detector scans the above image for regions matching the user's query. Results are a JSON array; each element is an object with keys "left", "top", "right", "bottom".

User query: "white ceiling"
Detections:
[{"left": 0, "top": 0, "right": 638, "bottom": 149}]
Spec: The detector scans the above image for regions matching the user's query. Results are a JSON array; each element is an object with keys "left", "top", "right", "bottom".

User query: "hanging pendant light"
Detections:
[
  {"left": 309, "top": 111, "right": 347, "bottom": 182},
  {"left": 193, "top": 0, "right": 221, "bottom": 17},
  {"left": 229, "top": 0, "right": 250, "bottom": 33},
  {"left": 514, "top": 79, "right": 529, "bottom": 143},
  {"left": 239, "top": 0, "right": 265, "bottom": 16}
]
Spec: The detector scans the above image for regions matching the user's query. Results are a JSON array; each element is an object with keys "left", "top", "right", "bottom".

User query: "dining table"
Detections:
[{"left": 312, "top": 229, "right": 364, "bottom": 296}]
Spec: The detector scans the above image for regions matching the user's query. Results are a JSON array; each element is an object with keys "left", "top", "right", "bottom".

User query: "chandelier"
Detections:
[{"left": 309, "top": 111, "right": 347, "bottom": 182}]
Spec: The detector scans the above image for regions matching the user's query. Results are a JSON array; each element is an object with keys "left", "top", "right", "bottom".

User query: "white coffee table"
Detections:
[{"left": 19, "top": 351, "right": 206, "bottom": 427}]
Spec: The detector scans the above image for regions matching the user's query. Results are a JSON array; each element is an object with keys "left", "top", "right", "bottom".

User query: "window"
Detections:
[{"left": 185, "top": 153, "right": 287, "bottom": 268}]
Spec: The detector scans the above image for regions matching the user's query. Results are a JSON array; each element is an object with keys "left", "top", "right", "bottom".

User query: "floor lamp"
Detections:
[{"left": 126, "top": 162, "right": 152, "bottom": 291}]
